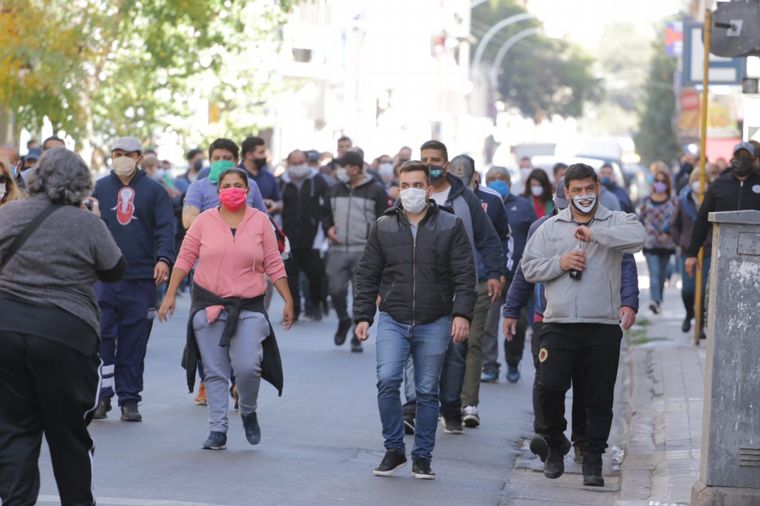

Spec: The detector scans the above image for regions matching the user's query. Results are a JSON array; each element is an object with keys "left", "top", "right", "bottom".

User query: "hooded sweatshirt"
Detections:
[
  {"left": 93, "top": 170, "right": 176, "bottom": 279},
  {"left": 438, "top": 173, "right": 504, "bottom": 282},
  {"left": 326, "top": 175, "right": 387, "bottom": 253}
]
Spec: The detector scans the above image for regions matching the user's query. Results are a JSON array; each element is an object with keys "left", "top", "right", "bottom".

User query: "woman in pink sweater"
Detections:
[{"left": 158, "top": 168, "right": 294, "bottom": 450}]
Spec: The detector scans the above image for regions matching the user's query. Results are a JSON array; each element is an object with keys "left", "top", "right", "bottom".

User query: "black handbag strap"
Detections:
[{"left": 0, "top": 204, "right": 64, "bottom": 276}]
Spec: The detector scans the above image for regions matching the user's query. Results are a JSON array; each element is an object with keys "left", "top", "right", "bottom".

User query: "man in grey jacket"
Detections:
[
  {"left": 521, "top": 163, "right": 645, "bottom": 487},
  {"left": 325, "top": 151, "right": 387, "bottom": 352}
]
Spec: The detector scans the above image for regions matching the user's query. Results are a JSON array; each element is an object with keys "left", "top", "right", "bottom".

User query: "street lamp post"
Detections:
[
  {"left": 489, "top": 27, "right": 542, "bottom": 89},
  {"left": 471, "top": 13, "right": 537, "bottom": 73}
]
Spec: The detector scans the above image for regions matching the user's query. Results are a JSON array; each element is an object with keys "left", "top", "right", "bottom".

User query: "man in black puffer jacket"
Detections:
[{"left": 354, "top": 161, "right": 476, "bottom": 480}]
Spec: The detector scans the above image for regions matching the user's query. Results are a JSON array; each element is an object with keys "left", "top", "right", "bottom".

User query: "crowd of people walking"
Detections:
[{"left": 1, "top": 131, "right": 759, "bottom": 503}]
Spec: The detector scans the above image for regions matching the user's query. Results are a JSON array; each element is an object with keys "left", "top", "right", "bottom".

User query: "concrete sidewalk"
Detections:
[
  {"left": 494, "top": 257, "right": 707, "bottom": 505},
  {"left": 618, "top": 268, "right": 706, "bottom": 506}
]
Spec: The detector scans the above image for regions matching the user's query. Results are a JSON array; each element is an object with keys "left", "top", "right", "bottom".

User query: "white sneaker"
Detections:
[{"left": 462, "top": 405, "right": 480, "bottom": 428}]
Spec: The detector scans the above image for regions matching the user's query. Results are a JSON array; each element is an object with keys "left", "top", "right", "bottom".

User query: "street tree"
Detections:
[
  {"left": 472, "top": 0, "right": 602, "bottom": 122},
  {"left": 0, "top": 0, "right": 293, "bottom": 160},
  {"left": 634, "top": 28, "right": 680, "bottom": 168}
]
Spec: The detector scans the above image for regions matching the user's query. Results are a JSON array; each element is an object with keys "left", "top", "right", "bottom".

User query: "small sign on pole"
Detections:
[{"left": 682, "top": 21, "right": 746, "bottom": 87}]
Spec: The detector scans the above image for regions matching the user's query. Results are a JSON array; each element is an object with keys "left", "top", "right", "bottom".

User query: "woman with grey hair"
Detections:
[{"left": 0, "top": 147, "right": 125, "bottom": 505}]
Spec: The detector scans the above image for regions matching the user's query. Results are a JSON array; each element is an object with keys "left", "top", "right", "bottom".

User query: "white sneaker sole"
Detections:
[
  {"left": 373, "top": 461, "right": 406, "bottom": 476},
  {"left": 412, "top": 471, "right": 436, "bottom": 480}
]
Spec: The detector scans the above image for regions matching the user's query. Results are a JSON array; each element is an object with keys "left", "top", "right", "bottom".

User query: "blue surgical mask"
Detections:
[
  {"left": 646, "top": 173, "right": 654, "bottom": 184},
  {"left": 429, "top": 165, "right": 445, "bottom": 181},
  {"left": 601, "top": 176, "right": 612, "bottom": 187},
  {"left": 488, "top": 180, "right": 510, "bottom": 199}
]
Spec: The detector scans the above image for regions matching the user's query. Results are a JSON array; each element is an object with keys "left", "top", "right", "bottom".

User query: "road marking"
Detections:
[{"left": 37, "top": 495, "right": 230, "bottom": 506}]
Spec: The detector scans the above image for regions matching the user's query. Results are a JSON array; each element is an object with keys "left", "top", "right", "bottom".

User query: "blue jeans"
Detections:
[
  {"left": 680, "top": 255, "right": 711, "bottom": 299},
  {"left": 644, "top": 252, "right": 672, "bottom": 305},
  {"left": 376, "top": 312, "right": 451, "bottom": 459},
  {"left": 404, "top": 339, "right": 467, "bottom": 419}
]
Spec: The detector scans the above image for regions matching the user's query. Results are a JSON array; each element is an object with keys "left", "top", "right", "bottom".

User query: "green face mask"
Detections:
[{"left": 208, "top": 160, "right": 235, "bottom": 184}]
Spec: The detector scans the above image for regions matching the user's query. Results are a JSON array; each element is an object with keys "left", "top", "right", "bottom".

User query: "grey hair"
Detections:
[
  {"left": 486, "top": 166, "right": 510, "bottom": 183},
  {"left": 26, "top": 147, "right": 92, "bottom": 205}
]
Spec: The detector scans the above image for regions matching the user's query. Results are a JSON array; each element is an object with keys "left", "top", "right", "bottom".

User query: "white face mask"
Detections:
[
  {"left": 691, "top": 181, "right": 703, "bottom": 194},
  {"left": 288, "top": 164, "right": 309, "bottom": 178},
  {"left": 113, "top": 156, "right": 137, "bottom": 177},
  {"left": 378, "top": 163, "right": 395, "bottom": 182},
  {"left": 531, "top": 186, "right": 543, "bottom": 198},
  {"left": 0, "top": 183, "right": 6, "bottom": 200},
  {"left": 400, "top": 188, "right": 428, "bottom": 214},
  {"left": 521, "top": 168, "right": 532, "bottom": 179},
  {"left": 572, "top": 194, "right": 597, "bottom": 214},
  {"left": 335, "top": 167, "right": 350, "bottom": 183}
]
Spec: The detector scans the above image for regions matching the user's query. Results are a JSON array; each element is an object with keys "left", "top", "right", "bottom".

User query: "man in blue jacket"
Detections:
[
  {"left": 504, "top": 177, "right": 639, "bottom": 469},
  {"left": 481, "top": 166, "right": 538, "bottom": 384},
  {"left": 403, "top": 141, "right": 504, "bottom": 435},
  {"left": 92, "top": 137, "right": 176, "bottom": 422}
]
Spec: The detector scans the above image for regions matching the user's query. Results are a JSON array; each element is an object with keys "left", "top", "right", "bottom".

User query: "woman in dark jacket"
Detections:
[
  {"left": 671, "top": 171, "right": 711, "bottom": 334},
  {"left": 0, "top": 147, "right": 125, "bottom": 506}
]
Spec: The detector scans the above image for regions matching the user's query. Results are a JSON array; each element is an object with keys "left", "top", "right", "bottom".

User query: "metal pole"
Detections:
[
  {"left": 489, "top": 27, "right": 541, "bottom": 88},
  {"left": 694, "top": 8, "right": 712, "bottom": 346},
  {"left": 471, "top": 13, "right": 536, "bottom": 73}
]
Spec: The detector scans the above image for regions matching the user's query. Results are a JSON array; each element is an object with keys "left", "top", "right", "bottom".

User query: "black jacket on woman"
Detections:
[{"left": 353, "top": 201, "right": 476, "bottom": 327}]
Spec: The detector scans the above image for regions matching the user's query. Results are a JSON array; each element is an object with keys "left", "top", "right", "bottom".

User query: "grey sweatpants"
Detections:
[
  {"left": 326, "top": 250, "right": 362, "bottom": 321},
  {"left": 193, "top": 310, "right": 269, "bottom": 433}
]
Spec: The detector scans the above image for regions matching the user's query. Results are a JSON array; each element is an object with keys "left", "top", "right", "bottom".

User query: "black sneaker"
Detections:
[
  {"left": 411, "top": 457, "right": 435, "bottom": 479},
  {"left": 373, "top": 449, "right": 407, "bottom": 476},
  {"left": 403, "top": 403, "right": 416, "bottom": 435},
  {"left": 92, "top": 398, "right": 111, "bottom": 420},
  {"left": 544, "top": 445, "right": 566, "bottom": 479},
  {"left": 531, "top": 435, "right": 571, "bottom": 463},
  {"left": 681, "top": 316, "right": 692, "bottom": 333},
  {"left": 440, "top": 415, "right": 463, "bottom": 434},
  {"left": 350, "top": 336, "right": 363, "bottom": 353},
  {"left": 649, "top": 302, "right": 660, "bottom": 314},
  {"left": 120, "top": 402, "right": 142, "bottom": 422},
  {"left": 529, "top": 435, "right": 549, "bottom": 462},
  {"left": 334, "top": 318, "right": 352, "bottom": 346},
  {"left": 573, "top": 441, "right": 586, "bottom": 464},
  {"left": 582, "top": 453, "right": 604, "bottom": 487},
  {"left": 242, "top": 411, "right": 261, "bottom": 445},
  {"left": 201, "top": 431, "right": 227, "bottom": 450}
]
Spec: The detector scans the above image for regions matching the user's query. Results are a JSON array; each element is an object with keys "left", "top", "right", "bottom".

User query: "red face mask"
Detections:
[{"left": 219, "top": 187, "right": 247, "bottom": 211}]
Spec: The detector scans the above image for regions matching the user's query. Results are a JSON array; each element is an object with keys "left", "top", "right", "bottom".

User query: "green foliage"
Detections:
[
  {"left": 471, "top": 0, "right": 602, "bottom": 121},
  {"left": 0, "top": 0, "right": 294, "bottom": 148},
  {"left": 634, "top": 29, "right": 680, "bottom": 167}
]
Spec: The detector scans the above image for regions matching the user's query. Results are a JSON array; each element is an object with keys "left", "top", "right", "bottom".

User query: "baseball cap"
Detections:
[
  {"left": 112, "top": 137, "right": 143, "bottom": 153},
  {"left": 733, "top": 141, "right": 755, "bottom": 156},
  {"left": 25, "top": 148, "right": 42, "bottom": 161},
  {"left": 554, "top": 177, "right": 568, "bottom": 209},
  {"left": 336, "top": 151, "right": 363, "bottom": 167},
  {"left": 306, "top": 150, "right": 320, "bottom": 162}
]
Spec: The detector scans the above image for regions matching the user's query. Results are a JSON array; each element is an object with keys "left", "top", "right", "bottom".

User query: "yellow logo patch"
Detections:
[{"left": 538, "top": 348, "right": 549, "bottom": 363}]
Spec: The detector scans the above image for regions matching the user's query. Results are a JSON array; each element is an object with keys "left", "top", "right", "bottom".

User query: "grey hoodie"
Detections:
[{"left": 521, "top": 205, "right": 645, "bottom": 325}]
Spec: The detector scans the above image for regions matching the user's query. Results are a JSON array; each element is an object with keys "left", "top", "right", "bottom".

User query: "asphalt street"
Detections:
[{"left": 35, "top": 293, "right": 537, "bottom": 506}]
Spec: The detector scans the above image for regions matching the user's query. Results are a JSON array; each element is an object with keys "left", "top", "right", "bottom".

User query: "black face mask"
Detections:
[
  {"left": 192, "top": 159, "right": 203, "bottom": 171},
  {"left": 254, "top": 158, "right": 267, "bottom": 170},
  {"left": 731, "top": 156, "right": 754, "bottom": 178}
]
